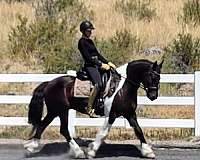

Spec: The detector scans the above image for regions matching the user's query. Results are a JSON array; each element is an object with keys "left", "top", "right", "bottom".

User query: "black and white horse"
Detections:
[{"left": 24, "top": 59, "right": 163, "bottom": 159}]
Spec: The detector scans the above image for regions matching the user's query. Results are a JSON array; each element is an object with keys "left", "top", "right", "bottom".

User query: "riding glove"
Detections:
[
  {"left": 108, "top": 62, "right": 116, "bottom": 69},
  {"left": 101, "top": 63, "right": 110, "bottom": 70}
]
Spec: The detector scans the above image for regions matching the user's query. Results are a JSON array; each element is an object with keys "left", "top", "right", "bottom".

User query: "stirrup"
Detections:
[
  {"left": 88, "top": 109, "right": 100, "bottom": 118},
  {"left": 97, "top": 98, "right": 104, "bottom": 108}
]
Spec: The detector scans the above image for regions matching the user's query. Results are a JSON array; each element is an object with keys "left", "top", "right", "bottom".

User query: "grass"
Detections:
[
  {"left": 0, "top": 83, "right": 38, "bottom": 95},
  {"left": 0, "top": 104, "right": 194, "bottom": 140},
  {"left": 0, "top": 1, "right": 34, "bottom": 53},
  {"left": 84, "top": 0, "right": 200, "bottom": 48},
  {"left": 0, "top": 1, "right": 43, "bottom": 73},
  {"left": 0, "top": 0, "right": 199, "bottom": 140}
]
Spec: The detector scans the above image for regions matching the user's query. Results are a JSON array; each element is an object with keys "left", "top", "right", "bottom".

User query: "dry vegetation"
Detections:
[
  {"left": 0, "top": 1, "right": 42, "bottom": 73},
  {"left": 84, "top": 0, "right": 200, "bottom": 47},
  {"left": 0, "top": 0, "right": 199, "bottom": 140},
  {"left": 0, "top": 1, "right": 34, "bottom": 51}
]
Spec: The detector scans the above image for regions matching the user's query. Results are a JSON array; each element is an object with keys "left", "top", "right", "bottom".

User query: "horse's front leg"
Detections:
[
  {"left": 87, "top": 116, "right": 114, "bottom": 158},
  {"left": 126, "top": 115, "right": 155, "bottom": 159},
  {"left": 59, "top": 110, "right": 85, "bottom": 159}
]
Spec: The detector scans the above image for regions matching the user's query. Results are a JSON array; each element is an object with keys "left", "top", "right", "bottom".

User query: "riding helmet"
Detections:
[{"left": 80, "top": 20, "right": 95, "bottom": 33}]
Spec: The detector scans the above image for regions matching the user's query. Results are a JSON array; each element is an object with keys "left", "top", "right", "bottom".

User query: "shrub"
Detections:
[
  {"left": 8, "top": 0, "right": 93, "bottom": 73},
  {"left": 181, "top": 0, "right": 200, "bottom": 26},
  {"left": 115, "top": 0, "right": 156, "bottom": 22},
  {"left": 163, "top": 33, "right": 200, "bottom": 73},
  {"left": 95, "top": 29, "right": 142, "bottom": 66},
  {"left": 3, "top": 0, "right": 32, "bottom": 3}
]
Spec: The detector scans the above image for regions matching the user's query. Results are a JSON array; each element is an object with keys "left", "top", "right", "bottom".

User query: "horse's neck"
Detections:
[
  {"left": 127, "top": 62, "right": 149, "bottom": 86},
  {"left": 122, "top": 80, "right": 139, "bottom": 97},
  {"left": 125, "top": 70, "right": 141, "bottom": 89}
]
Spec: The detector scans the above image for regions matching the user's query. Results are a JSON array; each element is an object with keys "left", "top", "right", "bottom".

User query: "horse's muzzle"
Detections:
[{"left": 147, "top": 90, "right": 158, "bottom": 101}]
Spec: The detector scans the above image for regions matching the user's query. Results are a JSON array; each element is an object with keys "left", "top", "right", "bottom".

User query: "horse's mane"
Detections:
[
  {"left": 127, "top": 59, "right": 153, "bottom": 74},
  {"left": 128, "top": 59, "right": 153, "bottom": 67}
]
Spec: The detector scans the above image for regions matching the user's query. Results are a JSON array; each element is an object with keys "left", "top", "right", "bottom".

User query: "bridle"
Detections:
[
  {"left": 113, "top": 69, "right": 160, "bottom": 92},
  {"left": 121, "top": 75, "right": 146, "bottom": 90}
]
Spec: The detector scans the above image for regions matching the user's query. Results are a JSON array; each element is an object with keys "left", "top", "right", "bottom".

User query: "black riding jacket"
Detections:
[{"left": 78, "top": 37, "right": 108, "bottom": 67}]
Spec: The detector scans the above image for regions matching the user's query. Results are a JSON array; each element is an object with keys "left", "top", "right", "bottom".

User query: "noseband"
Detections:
[{"left": 147, "top": 70, "right": 160, "bottom": 90}]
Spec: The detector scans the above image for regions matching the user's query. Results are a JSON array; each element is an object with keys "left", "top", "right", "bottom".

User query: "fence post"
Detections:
[
  {"left": 67, "top": 70, "right": 76, "bottom": 76},
  {"left": 66, "top": 70, "right": 76, "bottom": 137},
  {"left": 68, "top": 109, "right": 76, "bottom": 137},
  {"left": 195, "top": 71, "right": 200, "bottom": 136}
]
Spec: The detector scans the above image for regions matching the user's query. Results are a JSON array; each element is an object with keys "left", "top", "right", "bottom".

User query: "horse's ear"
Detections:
[
  {"left": 159, "top": 59, "right": 164, "bottom": 68},
  {"left": 152, "top": 61, "right": 157, "bottom": 70}
]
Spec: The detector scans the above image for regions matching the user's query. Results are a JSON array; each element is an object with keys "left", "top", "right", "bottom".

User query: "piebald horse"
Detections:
[{"left": 24, "top": 59, "right": 163, "bottom": 159}]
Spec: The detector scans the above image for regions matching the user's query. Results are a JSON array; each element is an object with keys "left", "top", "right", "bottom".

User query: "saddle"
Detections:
[{"left": 74, "top": 67, "right": 121, "bottom": 96}]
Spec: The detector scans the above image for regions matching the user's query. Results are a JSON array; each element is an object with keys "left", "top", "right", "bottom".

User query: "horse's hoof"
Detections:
[
  {"left": 25, "top": 146, "right": 40, "bottom": 153},
  {"left": 148, "top": 152, "right": 156, "bottom": 159},
  {"left": 69, "top": 148, "right": 86, "bottom": 159},
  {"left": 141, "top": 152, "right": 155, "bottom": 159},
  {"left": 87, "top": 149, "right": 96, "bottom": 159},
  {"left": 76, "top": 150, "right": 86, "bottom": 159},
  {"left": 141, "top": 143, "right": 155, "bottom": 159},
  {"left": 24, "top": 139, "right": 40, "bottom": 153},
  {"left": 26, "top": 147, "right": 34, "bottom": 153},
  {"left": 24, "top": 149, "right": 33, "bottom": 158},
  {"left": 24, "top": 139, "right": 39, "bottom": 148}
]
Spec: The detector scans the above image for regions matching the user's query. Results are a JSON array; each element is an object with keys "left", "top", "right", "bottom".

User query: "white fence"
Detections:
[{"left": 0, "top": 71, "right": 200, "bottom": 136}]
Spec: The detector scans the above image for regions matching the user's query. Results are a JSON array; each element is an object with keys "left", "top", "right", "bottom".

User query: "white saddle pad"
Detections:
[{"left": 74, "top": 78, "right": 92, "bottom": 97}]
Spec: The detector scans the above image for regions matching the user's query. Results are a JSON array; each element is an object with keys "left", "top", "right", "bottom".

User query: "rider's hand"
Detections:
[
  {"left": 108, "top": 62, "right": 116, "bottom": 69},
  {"left": 101, "top": 63, "right": 110, "bottom": 70}
]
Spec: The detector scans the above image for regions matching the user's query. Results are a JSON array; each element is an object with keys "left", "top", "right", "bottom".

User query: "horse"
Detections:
[{"left": 24, "top": 59, "right": 163, "bottom": 159}]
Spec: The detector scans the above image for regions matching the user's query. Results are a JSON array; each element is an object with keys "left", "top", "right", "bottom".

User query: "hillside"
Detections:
[{"left": 0, "top": 0, "right": 199, "bottom": 73}]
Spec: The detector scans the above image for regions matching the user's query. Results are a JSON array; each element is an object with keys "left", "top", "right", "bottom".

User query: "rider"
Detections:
[{"left": 78, "top": 20, "right": 116, "bottom": 118}]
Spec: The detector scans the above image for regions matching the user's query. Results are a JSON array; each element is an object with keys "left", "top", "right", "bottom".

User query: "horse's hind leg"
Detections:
[
  {"left": 126, "top": 114, "right": 155, "bottom": 159},
  {"left": 33, "top": 112, "right": 55, "bottom": 139},
  {"left": 87, "top": 116, "right": 115, "bottom": 158},
  {"left": 59, "top": 109, "right": 85, "bottom": 159},
  {"left": 24, "top": 112, "right": 55, "bottom": 152}
]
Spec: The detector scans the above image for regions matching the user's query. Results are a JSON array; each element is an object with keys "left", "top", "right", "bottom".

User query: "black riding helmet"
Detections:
[{"left": 80, "top": 20, "right": 95, "bottom": 33}]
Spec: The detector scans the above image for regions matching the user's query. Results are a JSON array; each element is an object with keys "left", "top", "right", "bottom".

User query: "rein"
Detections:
[
  {"left": 120, "top": 75, "right": 146, "bottom": 90},
  {"left": 112, "top": 68, "right": 159, "bottom": 91},
  {"left": 111, "top": 68, "right": 146, "bottom": 90}
]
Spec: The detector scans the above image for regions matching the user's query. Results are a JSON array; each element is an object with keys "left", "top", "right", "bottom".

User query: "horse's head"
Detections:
[
  {"left": 127, "top": 59, "right": 163, "bottom": 101},
  {"left": 142, "top": 60, "right": 163, "bottom": 101}
]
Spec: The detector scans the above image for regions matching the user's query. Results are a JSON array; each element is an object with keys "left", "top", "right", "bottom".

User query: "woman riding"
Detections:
[{"left": 78, "top": 20, "right": 116, "bottom": 118}]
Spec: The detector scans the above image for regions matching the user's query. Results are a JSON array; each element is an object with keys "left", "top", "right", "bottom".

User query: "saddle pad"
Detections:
[{"left": 74, "top": 78, "right": 92, "bottom": 97}]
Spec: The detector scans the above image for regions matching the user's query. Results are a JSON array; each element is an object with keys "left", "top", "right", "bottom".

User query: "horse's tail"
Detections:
[{"left": 28, "top": 81, "right": 48, "bottom": 128}]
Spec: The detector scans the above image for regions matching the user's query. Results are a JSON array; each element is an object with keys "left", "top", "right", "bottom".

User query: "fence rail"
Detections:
[{"left": 0, "top": 70, "right": 200, "bottom": 136}]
